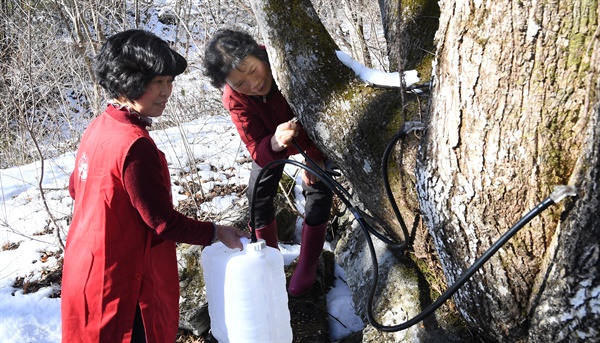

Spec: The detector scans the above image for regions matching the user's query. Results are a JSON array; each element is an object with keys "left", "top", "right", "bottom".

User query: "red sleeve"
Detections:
[
  {"left": 224, "top": 94, "right": 287, "bottom": 167},
  {"left": 224, "top": 85, "right": 327, "bottom": 166},
  {"left": 123, "top": 138, "right": 215, "bottom": 245},
  {"left": 68, "top": 172, "right": 76, "bottom": 199}
]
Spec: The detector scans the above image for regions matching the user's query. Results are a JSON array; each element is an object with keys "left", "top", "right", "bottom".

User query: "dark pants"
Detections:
[
  {"left": 247, "top": 161, "right": 333, "bottom": 228},
  {"left": 131, "top": 303, "right": 146, "bottom": 343}
]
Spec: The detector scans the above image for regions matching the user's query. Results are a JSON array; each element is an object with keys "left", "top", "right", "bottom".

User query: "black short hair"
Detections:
[
  {"left": 94, "top": 29, "right": 187, "bottom": 101},
  {"left": 203, "top": 29, "right": 268, "bottom": 88}
]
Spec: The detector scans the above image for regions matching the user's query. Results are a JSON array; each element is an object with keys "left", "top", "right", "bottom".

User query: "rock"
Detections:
[
  {"left": 178, "top": 244, "right": 210, "bottom": 336},
  {"left": 331, "top": 208, "right": 474, "bottom": 342}
]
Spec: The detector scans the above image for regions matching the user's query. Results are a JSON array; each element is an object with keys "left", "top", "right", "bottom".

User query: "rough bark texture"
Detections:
[
  {"left": 528, "top": 35, "right": 600, "bottom": 341},
  {"left": 417, "top": 1, "right": 599, "bottom": 341},
  {"left": 249, "top": 0, "right": 450, "bottom": 341},
  {"left": 250, "top": 0, "right": 422, "bottom": 242},
  {"left": 378, "top": 0, "right": 402, "bottom": 69},
  {"left": 378, "top": 0, "right": 439, "bottom": 71},
  {"left": 248, "top": 0, "right": 598, "bottom": 341}
]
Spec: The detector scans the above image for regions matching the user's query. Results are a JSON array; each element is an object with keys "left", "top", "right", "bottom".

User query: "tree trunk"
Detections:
[
  {"left": 418, "top": 1, "right": 599, "bottom": 341},
  {"left": 378, "top": 0, "right": 400, "bottom": 70},
  {"left": 378, "top": 0, "right": 439, "bottom": 71},
  {"left": 249, "top": 0, "right": 445, "bottom": 341},
  {"left": 248, "top": 0, "right": 598, "bottom": 341},
  {"left": 249, "top": 0, "right": 421, "bottom": 241},
  {"left": 342, "top": 0, "right": 373, "bottom": 68},
  {"left": 528, "top": 22, "right": 600, "bottom": 341}
]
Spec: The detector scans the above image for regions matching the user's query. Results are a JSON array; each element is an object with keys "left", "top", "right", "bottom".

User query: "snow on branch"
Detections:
[{"left": 336, "top": 50, "right": 419, "bottom": 88}]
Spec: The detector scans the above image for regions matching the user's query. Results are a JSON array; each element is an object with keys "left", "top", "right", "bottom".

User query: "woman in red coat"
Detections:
[
  {"left": 203, "top": 29, "right": 334, "bottom": 297},
  {"left": 62, "top": 29, "right": 248, "bottom": 342}
]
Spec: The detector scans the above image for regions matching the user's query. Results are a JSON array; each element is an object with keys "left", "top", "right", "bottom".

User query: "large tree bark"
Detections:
[
  {"left": 249, "top": 0, "right": 598, "bottom": 341},
  {"left": 528, "top": 20, "right": 600, "bottom": 341},
  {"left": 418, "top": 1, "right": 599, "bottom": 341},
  {"left": 378, "top": 0, "right": 439, "bottom": 71},
  {"left": 249, "top": 0, "right": 421, "bottom": 241},
  {"left": 249, "top": 0, "right": 441, "bottom": 341}
]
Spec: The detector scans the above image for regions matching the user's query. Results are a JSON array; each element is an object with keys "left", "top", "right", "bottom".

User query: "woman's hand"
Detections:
[
  {"left": 302, "top": 159, "right": 325, "bottom": 186},
  {"left": 271, "top": 120, "right": 299, "bottom": 152},
  {"left": 216, "top": 225, "right": 250, "bottom": 250}
]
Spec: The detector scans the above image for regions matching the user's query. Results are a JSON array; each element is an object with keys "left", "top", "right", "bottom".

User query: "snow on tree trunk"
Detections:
[{"left": 417, "top": 1, "right": 599, "bottom": 341}]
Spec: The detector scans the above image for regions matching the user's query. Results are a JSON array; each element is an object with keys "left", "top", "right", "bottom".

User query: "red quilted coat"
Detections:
[{"left": 62, "top": 105, "right": 214, "bottom": 342}]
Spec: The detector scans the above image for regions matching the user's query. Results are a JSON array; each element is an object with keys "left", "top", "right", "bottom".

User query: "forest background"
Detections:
[
  {"left": 0, "top": 0, "right": 384, "bottom": 342},
  {"left": 2, "top": 0, "right": 598, "bottom": 342}
]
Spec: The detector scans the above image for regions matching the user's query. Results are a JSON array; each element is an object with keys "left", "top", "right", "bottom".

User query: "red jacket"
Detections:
[
  {"left": 62, "top": 105, "right": 215, "bottom": 342},
  {"left": 223, "top": 83, "right": 325, "bottom": 167}
]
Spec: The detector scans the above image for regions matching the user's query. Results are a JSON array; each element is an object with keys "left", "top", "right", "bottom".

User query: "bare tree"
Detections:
[
  {"left": 0, "top": 0, "right": 258, "bottom": 252},
  {"left": 378, "top": 0, "right": 439, "bottom": 72},
  {"left": 313, "top": 0, "right": 388, "bottom": 70}
]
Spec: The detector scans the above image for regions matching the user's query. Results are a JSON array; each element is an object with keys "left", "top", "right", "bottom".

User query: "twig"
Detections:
[
  {"left": 303, "top": 300, "right": 350, "bottom": 330},
  {"left": 23, "top": 5, "right": 65, "bottom": 250}
]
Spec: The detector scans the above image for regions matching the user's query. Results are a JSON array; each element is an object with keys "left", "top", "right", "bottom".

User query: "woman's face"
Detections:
[
  {"left": 225, "top": 55, "right": 273, "bottom": 96},
  {"left": 129, "top": 75, "right": 174, "bottom": 117}
]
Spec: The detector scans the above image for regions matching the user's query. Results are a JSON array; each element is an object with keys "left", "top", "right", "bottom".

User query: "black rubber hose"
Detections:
[
  {"left": 248, "top": 158, "right": 356, "bottom": 243},
  {"left": 291, "top": 139, "right": 353, "bottom": 201},
  {"left": 381, "top": 128, "right": 414, "bottom": 249},
  {"left": 248, "top": 127, "right": 573, "bottom": 333},
  {"left": 366, "top": 196, "right": 556, "bottom": 331},
  {"left": 291, "top": 139, "right": 400, "bottom": 246}
]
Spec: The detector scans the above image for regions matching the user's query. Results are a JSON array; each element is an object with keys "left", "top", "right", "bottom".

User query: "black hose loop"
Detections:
[
  {"left": 248, "top": 130, "right": 574, "bottom": 333},
  {"left": 248, "top": 157, "right": 353, "bottom": 243},
  {"left": 367, "top": 196, "right": 556, "bottom": 331},
  {"left": 291, "top": 139, "right": 353, "bottom": 200},
  {"left": 381, "top": 129, "right": 412, "bottom": 248}
]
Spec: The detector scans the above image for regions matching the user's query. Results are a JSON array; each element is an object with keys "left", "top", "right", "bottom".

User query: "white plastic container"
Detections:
[
  {"left": 201, "top": 238, "right": 293, "bottom": 343},
  {"left": 201, "top": 240, "right": 240, "bottom": 342}
]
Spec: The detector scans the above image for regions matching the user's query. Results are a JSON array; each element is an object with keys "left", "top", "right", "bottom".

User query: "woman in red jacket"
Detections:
[
  {"left": 62, "top": 29, "right": 248, "bottom": 343},
  {"left": 203, "top": 29, "right": 334, "bottom": 297}
]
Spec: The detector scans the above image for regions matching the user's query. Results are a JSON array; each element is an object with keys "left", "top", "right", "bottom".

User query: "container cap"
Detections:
[{"left": 247, "top": 240, "right": 267, "bottom": 253}]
